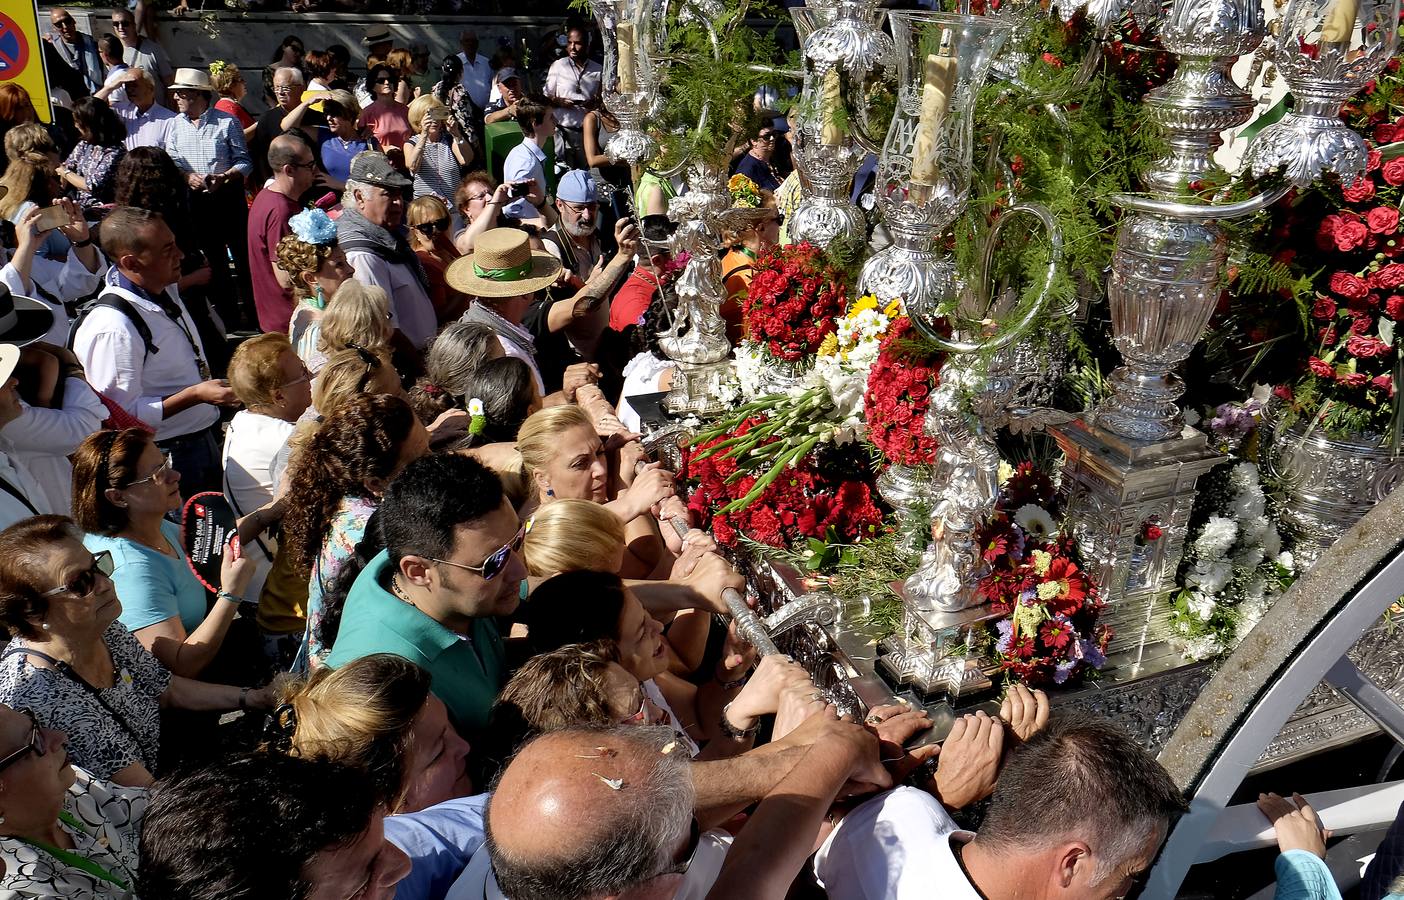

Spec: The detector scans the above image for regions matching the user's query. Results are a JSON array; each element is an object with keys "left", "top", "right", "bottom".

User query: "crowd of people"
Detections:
[{"left": 0, "top": 10, "right": 1388, "bottom": 900}]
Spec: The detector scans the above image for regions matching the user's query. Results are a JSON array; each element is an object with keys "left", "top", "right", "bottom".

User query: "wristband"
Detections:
[
  {"left": 217, "top": 590, "right": 243, "bottom": 605},
  {"left": 714, "top": 669, "right": 749, "bottom": 691},
  {"left": 71, "top": 236, "right": 94, "bottom": 248},
  {"left": 238, "top": 686, "right": 250, "bottom": 710},
  {"left": 720, "top": 701, "right": 760, "bottom": 741}
]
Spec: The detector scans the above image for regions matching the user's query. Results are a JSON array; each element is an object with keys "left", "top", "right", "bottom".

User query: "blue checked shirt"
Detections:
[{"left": 162, "top": 106, "right": 252, "bottom": 178}]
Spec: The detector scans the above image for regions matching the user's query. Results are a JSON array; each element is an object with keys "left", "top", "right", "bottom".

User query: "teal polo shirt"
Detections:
[{"left": 325, "top": 550, "right": 507, "bottom": 736}]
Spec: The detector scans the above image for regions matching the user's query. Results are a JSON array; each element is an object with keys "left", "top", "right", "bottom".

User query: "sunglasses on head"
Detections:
[
  {"left": 0, "top": 709, "right": 44, "bottom": 775},
  {"left": 43, "top": 550, "right": 115, "bottom": 598},
  {"left": 429, "top": 516, "right": 532, "bottom": 582},
  {"left": 414, "top": 217, "right": 451, "bottom": 237},
  {"left": 348, "top": 342, "right": 383, "bottom": 393}
]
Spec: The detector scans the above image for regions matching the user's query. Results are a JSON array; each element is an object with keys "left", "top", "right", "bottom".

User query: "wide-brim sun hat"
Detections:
[
  {"left": 170, "top": 67, "right": 214, "bottom": 92},
  {"left": 0, "top": 284, "right": 56, "bottom": 348},
  {"left": 447, "top": 228, "right": 563, "bottom": 299}
]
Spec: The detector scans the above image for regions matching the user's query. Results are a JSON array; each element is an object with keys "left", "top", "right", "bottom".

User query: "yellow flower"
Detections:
[
  {"left": 852, "top": 295, "right": 879, "bottom": 315},
  {"left": 998, "top": 461, "right": 1016, "bottom": 484},
  {"left": 1036, "top": 580, "right": 1063, "bottom": 601},
  {"left": 817, "top": 333, "right": 840, "bottom": 357},
  {"left": 883, "top": 298, "right": 903, "bottom": 318},
  {"left": 1030, "top": 549, "right": 1052, "bottom": 576}
]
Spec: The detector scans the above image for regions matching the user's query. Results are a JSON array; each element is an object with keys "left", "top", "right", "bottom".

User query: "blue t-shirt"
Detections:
[
  {"left": 734, "top": 153, "right": 781, "bottom": 192},
  {"left": 86, "top": 520, "right": 207, "bottom": 634},
  {"left": 384, "top": 795, "right": 489, "bottom": 900},
  {"left": 318, "top": 128, "right": 377, "bottom": 186}
]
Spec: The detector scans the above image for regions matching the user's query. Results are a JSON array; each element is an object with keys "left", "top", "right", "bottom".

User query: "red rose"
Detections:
[
  {"left": 1312, "top": 296, "right": 1339, "bottom": 319},
  {"left": 1330, "top": 271, "right": 1371, "bottom": 298},
  {"left": 1374, "top": 374, "right": 1396, "bottom": 394},
  {"left": 1346, "top": 334, "right": 1392, "bottom": 357},
  {"left": 1308, "top": 356, "right": 1335, "bottom": 378},
  {"left": 1368, "top": 205, "right": 1401, "bottom": 235},
  {"left": 1335, "top": 217, "right": 1370, "bottom": 252},
  {"left": 1340, "top": 371, "right": 1369, "bottom": 388},
  {"left": 1344, "top": 176, "right": 1377, "bottom": 202},
  {"left": 1144, "top": 524, "right": 1163, "bottom": 541},
  {"left": 1383, "top": 158, "right": 1404, "bottom": 186},
  {"left": 1372, "top": 263, "right": 1404, "bottom": 289},
  {"left": 1377, "top": 123, "right": 1399, "bottom": 144},
  {"left": 1387, "top": 295, "right": 1404, "bottom": 319},
  {"left": 1370, "top": 150, "right": 1384, "bottom": 172},
  {"left": 1273, "top": 383, "right": 1294, "bottom": 400}
]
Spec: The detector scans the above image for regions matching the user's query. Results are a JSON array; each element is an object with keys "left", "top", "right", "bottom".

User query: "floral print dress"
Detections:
[
  {"left": 301, "top": 494, "right": 379, "bottom": 668},
  {"left": 63, "top": 142, "right": 125, "bottom": 211}
]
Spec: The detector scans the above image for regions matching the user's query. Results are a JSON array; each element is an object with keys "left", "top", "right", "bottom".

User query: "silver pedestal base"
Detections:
[{"left": 662, "top": 360, "right": 734, "bottom": 417}]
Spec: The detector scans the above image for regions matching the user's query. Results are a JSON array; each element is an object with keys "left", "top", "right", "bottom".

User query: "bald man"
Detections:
[
  {"left": 451, "top": 717, "right": 890, "bottom": 900},
  {"left": 248, "top": 133, "right": 319, "bottom": 332}
]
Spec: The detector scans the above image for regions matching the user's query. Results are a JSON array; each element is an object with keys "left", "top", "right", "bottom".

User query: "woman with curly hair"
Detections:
[
  {"left": 274, "top": 208, "right": 354, "bottom": 370},
  {"left": 279, "top": 393, "right": 429, "bottom": 667},
  {"left": 55, "top": 98, "right": 126, "bottom": 212},
  {"left": 209, "top": 61, "right": 256, "bottom": 142}
]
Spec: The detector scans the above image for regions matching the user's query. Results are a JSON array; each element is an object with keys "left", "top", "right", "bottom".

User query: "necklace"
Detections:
[{"left": 390, "top": 574, "right": 416, "bottom": 607}]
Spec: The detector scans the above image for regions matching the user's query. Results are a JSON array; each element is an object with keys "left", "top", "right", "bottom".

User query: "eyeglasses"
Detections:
[
  {"left": 465, "top": 190, "right": 492, "bottom": 205},
  {"left": 273, "top": 83, "right": 298, "bottom": 93},
  {"left": 43, "top": 550, "right": 115, "bottom": 598},
  {"left": 560, "top": 200, "right": 597, "bottom": 215},
  {"left": 618, "top": 694, "right": 648, "bottom": 725},
  {"left": 414, "top": 217, "right": 451, "bottom": 237},
  {"left": 664, "top": 819, "right": 703, "bottom": 877},
  {"left": 429, "top": 516, "right": 532, "bottom": 582},
  {"left": 126, "top": 454, "right": 174, "bottom": 487},
  {"left": 111, "top": 18, "right": 134, "bottom": 27},
  {"left": 0, "top": 710, "right": 44, "bottom": 775},
  {"left": 288, "top": 158, "right": 317, "bottom": 171},
  {"left": 283, "top": 365, "right": 313, "bottom": 389}
]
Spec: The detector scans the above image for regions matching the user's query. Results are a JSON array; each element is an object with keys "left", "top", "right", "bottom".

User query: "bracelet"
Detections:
[
  {"left": 217, "top": 590, "right": 243, "bottom": 605},
  {"left": 71, "top": 236, "right": 94, "bottom": 248},
  {"left": 719, "top": 702, "right": 760, "bottom": 741},
  {"left": 715, "top": 669, "right": 749, "bottom": 691},
  {"left": 238, "top": 686, "right": 250, "bottom": 710}
]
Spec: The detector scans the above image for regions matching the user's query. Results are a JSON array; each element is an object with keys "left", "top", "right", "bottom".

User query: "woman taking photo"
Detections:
[
  {"left": 71, "top": 430, "right": 259, "bottom": 680},
  {"left": 274, "top": 207, "right": 355, "bottom": 371},
  {"left": 407, "top": 195, "right": 468, "bottom": 324},
  {"left": 54, "top": 98, "right": 126, "bottom": 214},
  {"left": 280, "top": 394, "right": 430, "bottom": 667},
  {"left": 405, "top": 96, "right": 471, "bottom": 206},
  {"left": 0, "top": 703, "right": 144, "bottom": 898},
  {"left": 0, "top": 516, "right": 275, "bottom": 787},
  {"left": 358, "top": 63, "right": 412, "bottom": 152}
]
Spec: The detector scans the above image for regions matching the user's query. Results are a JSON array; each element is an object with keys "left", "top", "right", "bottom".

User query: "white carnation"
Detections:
[
  {"left": 1194, "top": 516, "right": 1239, "bottom": 559},
  {"left": 1187, "top": 591, "right": 1217, "bottom": 622}
]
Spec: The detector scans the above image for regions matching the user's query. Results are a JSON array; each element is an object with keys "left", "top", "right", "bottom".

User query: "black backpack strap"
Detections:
[{"left": 68, "top": 292, "right": 158, "bottom": 359}]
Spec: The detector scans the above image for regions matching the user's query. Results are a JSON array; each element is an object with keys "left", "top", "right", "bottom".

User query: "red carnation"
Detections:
[
  {"left": 1387, "top": 295, "right": 1404, "bottom": 319},
  {"left": 1330, "top": 271, "right": 1371, "bottom": 299},
  {"left": 1312, "top": 296, "right": 1338, "bottom": 319},
  {"left": 1377, "top": 123, "right": 1399, "bottom": 144},
  {"left": 1308, "top": 356, "right": 1336, "bottom": 378},
  {"left": 1340, "top": 371, "right": 1369, "bottom": 387},
  {"left": 1372, "top": 263, "right": 1404, "bottom": 290},
  {"left": 1373, "top": 374, "right": 1396, "bottom": 394},
  {"left": 1144, "top": 524, "right": 1163, "bottom": 541},
  {"left": 1368, "top": 205, "right": 1401, "bottom": 235},
  {"left": 1335, "top": 217, "right": 1370, "bottom": 251},
  {"left": 1344, "top": 176, "right": 1377, "bottom": 203},
  {"left": 1383, "top": 158, "right": 1404, "bottom": 186},
  {"left": 1346, "top": 334, "right": 1392, "bottom": 357},
  {"left": 1370, "top": 150, "right": 1384, "bottom": 172}
]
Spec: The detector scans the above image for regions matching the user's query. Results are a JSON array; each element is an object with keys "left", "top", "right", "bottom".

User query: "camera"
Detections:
[{"left": 508, "top": 182, "right": 529, "bottom": 199}]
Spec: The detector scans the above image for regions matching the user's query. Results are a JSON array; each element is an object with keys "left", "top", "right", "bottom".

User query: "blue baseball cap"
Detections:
[{"left": 556, "top": 170, "right": 597, "bottom": 204}]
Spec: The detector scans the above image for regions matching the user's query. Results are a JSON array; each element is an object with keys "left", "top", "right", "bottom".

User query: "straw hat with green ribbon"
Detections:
[{"left": 447, "top": 228, "right": 563, "bottom": 299}]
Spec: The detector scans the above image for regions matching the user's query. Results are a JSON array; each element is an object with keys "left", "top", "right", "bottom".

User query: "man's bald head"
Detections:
[{"left": 487, "top": 726, "right": 693, "bottom": 900}]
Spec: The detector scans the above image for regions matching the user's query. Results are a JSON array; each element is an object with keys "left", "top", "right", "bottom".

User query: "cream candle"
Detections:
[
  {"left": 616, "top": 22, "right": 638, "bottom": 93},
  {"left": 911, "top": 30, "right": 956, "bottom": 187},
  {"left": 1320, "top": 0, "right": 1358, "bottom": 45},
  {"left": 821, "top": 69, "right": 844, "bottom": 146}
]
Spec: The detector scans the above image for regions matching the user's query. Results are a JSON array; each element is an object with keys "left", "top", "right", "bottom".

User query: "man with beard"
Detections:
[
  {"left": 544, "top": 24, "right": 601, "bottom": 170},
  {"left": 325, "top": 454, "right": 527, "bottom": 738},
  {"left": 526, "top": 169, "right": 638, "bottom": 395}
]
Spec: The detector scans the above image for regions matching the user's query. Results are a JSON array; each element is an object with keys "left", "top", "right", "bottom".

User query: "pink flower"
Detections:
[
  {"left": 1368, "top": 205, "right": 1401, "bottom": 235},
  {"left": 1345, "top": 334, "right": 1392, "bottom": 357}
]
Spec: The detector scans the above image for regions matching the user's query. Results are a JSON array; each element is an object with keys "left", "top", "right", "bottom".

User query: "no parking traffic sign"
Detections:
[{"left": 0, "top": 3, "right": 52, "bottom": 123}]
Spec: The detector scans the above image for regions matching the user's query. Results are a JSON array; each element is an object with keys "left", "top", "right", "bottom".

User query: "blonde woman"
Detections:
[
  {"left": 274, "top": 208, "right": 354, "bottom": 372},
  {"left": 522, "top": 498, "right": 626, "bottom": 577},
  {"left": 316, "top": 280, "right": 393, "bottom": 362},
  {"left": 405, "top": 95, "right": 471, "bottom": 205},
  {"left": 272, "top": 653, "right": 471, "bottom": 813},
  {"left": 209, "top": 61, "right": 256, "bottom": 142},
  {"left": 407, "top": 195, "right": 467, "bottom": 324}
]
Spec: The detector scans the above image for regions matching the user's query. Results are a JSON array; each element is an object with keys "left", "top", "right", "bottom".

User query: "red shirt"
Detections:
[
  {"left": 247, "top": 188, "right": 301, "bottom": 333},
  {"left": 215, "top": 97, "right": 254, "bottom": 129},
  {"left": 610, "top": 270, "right": 662, "bottom": 332}
]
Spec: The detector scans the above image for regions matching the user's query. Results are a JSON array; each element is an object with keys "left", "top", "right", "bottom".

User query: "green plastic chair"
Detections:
[{"left": 485, "top": 121, "right": 557, "bottom": 196}]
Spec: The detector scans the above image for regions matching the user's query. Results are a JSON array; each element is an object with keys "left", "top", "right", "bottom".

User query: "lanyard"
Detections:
[
  {"left": 111, "top": 275, "right": 212, "bottom": 381},
  {"left": 17, "top": 811, "right": 132, "bottom": 890}
]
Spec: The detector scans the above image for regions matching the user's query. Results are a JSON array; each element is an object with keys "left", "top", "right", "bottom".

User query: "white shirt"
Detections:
[
  {"left": 343, "top": 250, "right": 438, "bottom": 350},
  {"left": 72, "top": 279, "right": 218, "bottom": 441},
  {"left": 222, "top": 410, "right": 295, "bottom": 603},
  {"left": 618, "top": 353, "right": 675, "bottom": 433},
  {"left": 468, "top": 304, "right": 545, "bottom": 394},
  {"left": 4, "top": 380, "right": 107, "bottom": 516},
  {"left": 457, "top": 51, "right": 494, "bottom": 109},
  {"left": 544, "top": 57, "right": 601, "bottom": 130},
  {"left": 814, "top": 786, "right": 978, "bottom": 900},
  {"left": 501, "top": 138, "right": 546, "bottom": 220},
  {"left": 0, "top": 438, "right": 56, "bottom": 529}
]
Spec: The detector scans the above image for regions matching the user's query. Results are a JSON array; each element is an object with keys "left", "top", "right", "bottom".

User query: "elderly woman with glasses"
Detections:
[
  {"left": 0, "top": 517, "right": 275, "bottom": 789},
  {"left": 70, "top": 430, "right": 259, "bottom": 680}
]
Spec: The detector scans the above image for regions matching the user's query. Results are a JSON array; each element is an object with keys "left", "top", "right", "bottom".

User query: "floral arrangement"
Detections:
[
  {"left": 743, "top": 242, "right": 848, "bottom": 362},
  {"left": 1169, "top": 461, "right": 1295, "bottom": 661},
  {"left": 974, "top": 463, "right": 1111, "bottom": 686},
  {"left": 863, "top": 317, "right": 944, "bottom": 467},
  {"left": 687, "top": 416, "right": 883, "bottom": 549},
  {"left": 289, "top": 208, "right": 337, "bottom": 246},
  {"left": 728, "top": 173, "right": 763, "bottom": 209}
]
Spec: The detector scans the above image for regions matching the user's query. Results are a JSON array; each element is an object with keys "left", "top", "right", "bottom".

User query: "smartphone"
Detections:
[
  {"left": 508, "top": 181, "right": 530, "bottom": 199},
  {"left": 33, "top": 205, "right": 68, "bottom": 233}
]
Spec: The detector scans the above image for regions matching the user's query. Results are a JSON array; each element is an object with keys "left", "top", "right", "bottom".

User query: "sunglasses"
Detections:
[
  {"left": 375, "top": 76, "right": 401, "bottom": 85},
  {"left": 43, "top": 550, "right": 115, "bottom": 598},
  {"left": 756, "top": 133, "right": 777, "bottom": 142},
  {"left": 127, "top": 454, "right": 174, "bottom": 487},
  {"left": 55, "top": 17, "right": 77, "bottom": 27},
  {"left": 429, "top": 516, "right": 532, "bottom": 582},
  {"left": 111, "top": 18, "right": 134, "bottom": 27},
  {"left": 0, "top": 709, "right": 45, "bottom": 775},
  {"left": 414, "top": 217, "right": 451, "bottom": 237}
]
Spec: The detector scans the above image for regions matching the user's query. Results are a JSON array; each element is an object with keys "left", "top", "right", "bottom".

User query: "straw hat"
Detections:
[
  {"left": 447, "top": 228, "right": 562, "bottom": 299},
  {"left": 170, "top": 68, "right": 214, "bottom": 92}
]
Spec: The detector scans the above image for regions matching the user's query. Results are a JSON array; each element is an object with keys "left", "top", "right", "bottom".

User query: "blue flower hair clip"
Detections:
[{"left": 289, "top": 208, "right": 338, "bottom": 246}]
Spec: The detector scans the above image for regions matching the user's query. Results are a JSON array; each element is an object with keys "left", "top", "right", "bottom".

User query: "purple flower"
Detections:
[
  {"left": 1077, "top": 638, "right": 1107, "bottom": 669},
  {"left": 1053, "top": 659, "right": 1078, "bottom": 684},
  {"left": 1018, "top": 588, "right": 1038, "bottom": 606},
  {"left": 995, "top": 618, "right": 1014, "bottom": 654}
]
